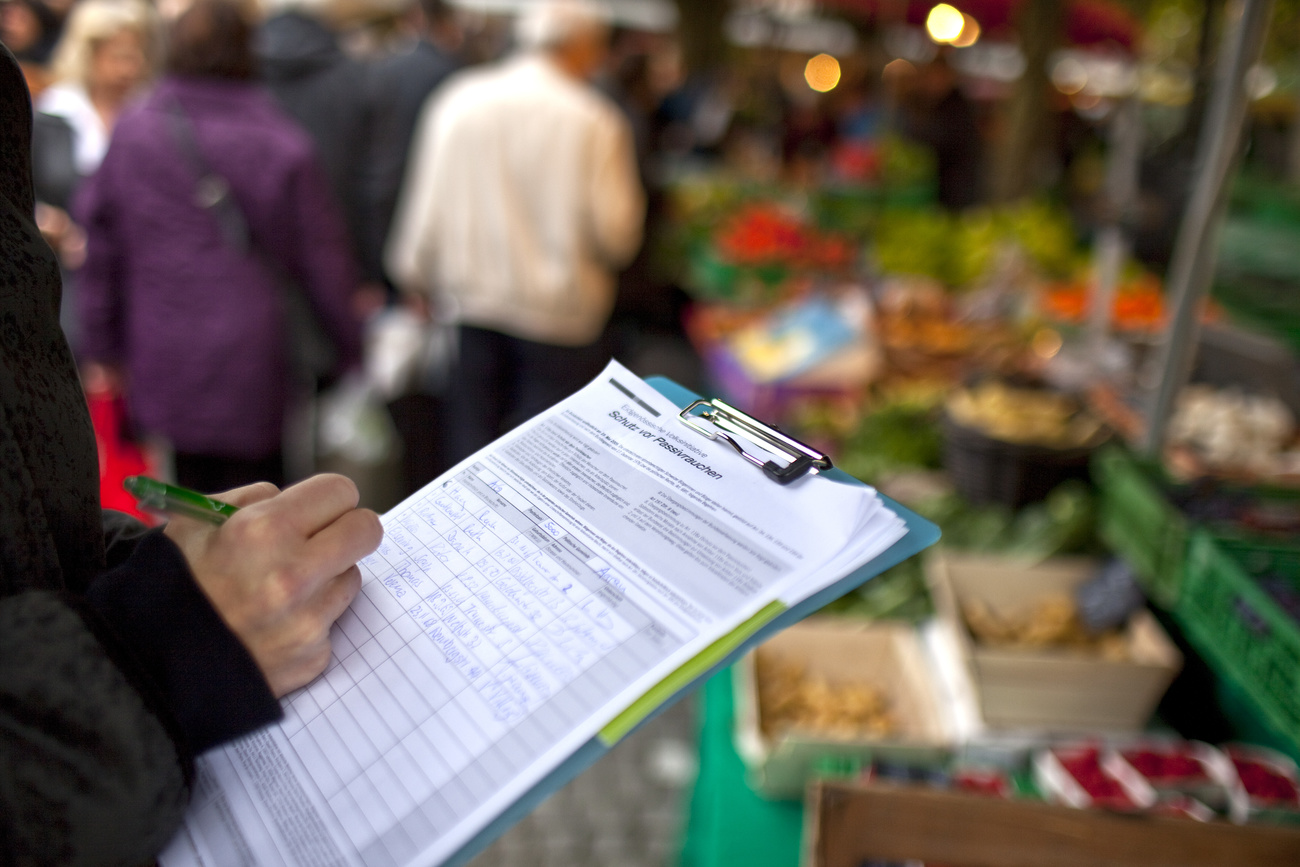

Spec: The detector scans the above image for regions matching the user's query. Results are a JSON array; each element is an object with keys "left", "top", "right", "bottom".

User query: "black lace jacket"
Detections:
[{"left": 0, "top": 45, "right": 279, "bottom": 867}]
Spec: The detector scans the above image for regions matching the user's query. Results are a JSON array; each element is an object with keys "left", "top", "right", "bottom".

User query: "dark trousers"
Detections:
[
  {"left": 387, "top": 391, "right": 450, "bottom": 498},
  {"left": 447, "top": 325, "right": 612, "bottom": 465},
  {"left": 174, "top": 451, "right": 285, "bottom": 494}
]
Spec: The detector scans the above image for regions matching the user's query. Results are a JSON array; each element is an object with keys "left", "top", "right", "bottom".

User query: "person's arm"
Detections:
[
  {"left": 0, "top": 509, "right": 283, "bottom": 867},
  {"left": 1, "top": 477, "right": 381, "bottom": 865},
  {"left": 84, "top": 525, "right": 285, "bottom": 753},
  {"left": 383, "top": 91, "right": 444, "bottom": 297},
  {"left": 83, "top": 474, "right": 382, "bottom": 758},
  {"left": 160, "top": 475, "right": 382, "bottom": 698},
  {"left": 585, "top": 107, "right": 646, "bottom": 269}
]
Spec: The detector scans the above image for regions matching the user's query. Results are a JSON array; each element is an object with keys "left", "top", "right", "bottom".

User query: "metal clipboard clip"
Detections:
[{"left": 679, "top": 399, "right": 833, "bottom": 485}]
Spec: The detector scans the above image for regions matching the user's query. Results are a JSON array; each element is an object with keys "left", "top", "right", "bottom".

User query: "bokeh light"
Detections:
[
  {"left": 1051, "top": 56, "right": 1089, "bottom": 95},
  {"left": 951, "top": 14, "right": 980, "bottom": 48},
  {"left": 882, "top": 58, "right": 916, "bottom": 82},
  {"left": 805, "top": 53, "right": 842, "bottom": 93},
  {"left": 1032, "top": 328, "right": 1064, "bottom": 360},
  {"left": 926, "top": 4, "right": 965, "bottom": 44}
]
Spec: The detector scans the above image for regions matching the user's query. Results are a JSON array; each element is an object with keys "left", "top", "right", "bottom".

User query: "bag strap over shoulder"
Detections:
[
  {"left": 164, "top": 96, "right": 340, "bottom": 382},
  {"left": 164, "top": 97, "right": 253, "bottom": 257}
]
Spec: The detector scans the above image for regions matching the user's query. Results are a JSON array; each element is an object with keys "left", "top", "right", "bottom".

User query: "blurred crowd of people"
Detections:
[
  {"left": 5, "top": 0, "right": 998, "bottom": 509},
  {"left": 3, "top": 0, "right": 664, "bottom": 500}
]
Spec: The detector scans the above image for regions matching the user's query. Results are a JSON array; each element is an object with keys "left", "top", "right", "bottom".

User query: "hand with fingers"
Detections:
[{"left": 163, "top": 474, "right": 384, "bottom": 697}]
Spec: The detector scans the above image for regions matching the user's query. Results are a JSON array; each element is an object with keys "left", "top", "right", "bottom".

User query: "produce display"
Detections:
[
  {"left": 917, "top": 480, "right": 1098, "bottom": 559},
  {"left": 1165, "top": 385, "right": 1300, "bottom": 484},
  {"left": 873, "top": 279, "right": 1023, "bottom": 382},
  {"left": 1036, "top": 744, "right": 1155, "bottom": 812},
  {"left": 831, "top": 399, "right": 944, "bottom": 485},
  {"left": 879, "top": 309, "right": 982, "bottom": 356},
  {"left": 683, "top": 203, "right": 857, "bottom": 306},
  {"left": 662, "top": 164, "right": 1300, "bottom": 806},
  {"left": 1038, "top": 271, "right": 1168, "bottom": 332},
  {"left": 1225, "top": 745, "right": 1300, "bottom": 810},
  {"left": 755, "top": 652, "right": 894, "bottom": 740},
  {"left": 822, "top": 480, "right": 1099, "bottom": 625},
  {"left": 950, "top": 766, "right": 1013, "bottom": 799},
  {"left": 1108, "top": 740, "right": 1241, "bottom": 818},
  {"left": 946, "top": 380, "right": 1106, "bottom": 450},
  {"left": 713, "top": 203, "right": 854, "bottom": 273},
  {"left": 819, "top": 558, "right": 934, "bottom": 623},
  {"left": 1120, "top": 746, "right": 1208, "bottom": 783},
  {"left": 871, "top": 201, "right": 1078, "bottom": 290},
  {"left": 961, "top": 594, "right": 1128, "bottom": 660}
]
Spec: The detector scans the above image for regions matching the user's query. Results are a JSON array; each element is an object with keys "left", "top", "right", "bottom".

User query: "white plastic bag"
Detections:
[
  {"left": 365, "top": 307, "right": 456, "bottom": 400},
  {"left": 317, "top": 373, "right": 399, "bottom": 465}
]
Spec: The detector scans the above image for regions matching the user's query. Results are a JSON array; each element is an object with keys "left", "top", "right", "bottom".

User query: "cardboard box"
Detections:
[
  {"left": 734, "top": 618, "right": 952, "bottom": 798},
  {"left": 927, "top": 552, "right": 1182, "bottom": 732},
  {"left": 805, "top": 779, "right": 1300, "bottom": 867}
]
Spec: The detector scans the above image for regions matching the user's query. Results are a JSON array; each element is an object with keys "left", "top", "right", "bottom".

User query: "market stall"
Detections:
[{"left": 657, "top": 0, "right": 1300, "bottom": 862}]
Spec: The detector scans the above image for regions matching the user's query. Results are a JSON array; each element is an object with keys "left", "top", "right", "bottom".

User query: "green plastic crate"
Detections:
[
  {"left": 1214, "top": 210, "right": 1300, "bottom": 354},
  {"left": 1176, "top": 533, "right": 1300, "bottom": 756},
  {"left": 1093, "top": 447, "right": 1188, "bottom": 608}
]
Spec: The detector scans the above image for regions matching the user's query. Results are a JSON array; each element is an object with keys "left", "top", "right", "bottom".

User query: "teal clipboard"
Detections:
[{"left": 441, "top": 376, "right": 941, "bottom": 867}]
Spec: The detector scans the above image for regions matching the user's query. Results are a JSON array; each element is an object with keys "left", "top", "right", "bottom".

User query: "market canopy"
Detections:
[
  {"left": 819, "top": 0, "right": 1141, "bottom": 52},
  {"left": 447, "top": 0, "right": 678, "bottom": 32}
]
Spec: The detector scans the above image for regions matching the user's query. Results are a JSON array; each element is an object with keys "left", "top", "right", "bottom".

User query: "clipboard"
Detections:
[{"left": 442, "top": 376, "right": 941, "bottom": 867}]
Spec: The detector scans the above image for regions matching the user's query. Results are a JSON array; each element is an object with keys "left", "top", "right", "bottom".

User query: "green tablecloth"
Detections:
[
  {"left": 673, "top": 639, "right": 1300, "bottom": 867},
  {"left": 678, "top": 671, "right": 803, "bottom": 867}
]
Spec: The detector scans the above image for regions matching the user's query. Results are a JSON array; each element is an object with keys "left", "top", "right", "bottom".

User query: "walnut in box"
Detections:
[
  {"left": 927, "top": 552, "right": 1182, "bottom": 732},
  {"left": 734, "top": 618, "right": 952, "bottom": 799}
]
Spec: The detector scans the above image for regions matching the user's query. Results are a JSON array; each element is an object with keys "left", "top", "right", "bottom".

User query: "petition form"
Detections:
[{"left": 161, "top": 361, "right": 905, "bottom": 867}]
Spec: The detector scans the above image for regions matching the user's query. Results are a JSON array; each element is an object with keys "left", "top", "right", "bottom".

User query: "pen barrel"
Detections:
[{"left": 123, "top": 476, "right": 238, "bottom": 524}]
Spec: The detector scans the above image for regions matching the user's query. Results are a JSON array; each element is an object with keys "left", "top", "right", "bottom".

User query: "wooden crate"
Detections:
[
  {"left": 806, "top": 780, "right": 1300, "bottom": 867},
  {"left": 733, "top": 618, "right": 952, "bottom": 798},
  {"left": 927, "top": 552, "right": 1182, "bottom": 731}
]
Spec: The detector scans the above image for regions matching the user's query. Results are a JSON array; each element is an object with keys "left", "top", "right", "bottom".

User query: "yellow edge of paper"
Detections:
[{"left": 598, "top": 600, "right": 788, "bottom": 745}]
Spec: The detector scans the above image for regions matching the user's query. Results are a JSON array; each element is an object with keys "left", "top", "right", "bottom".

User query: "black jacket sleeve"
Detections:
[
  {"left": 0, "top": 531, "right": 284, "bottom": 867},
  {"left": 83, "top": 528, "right": 283, "bottom": 754},
  {"left": 0, "top": 591, "right": 188, "bottom": 867}
]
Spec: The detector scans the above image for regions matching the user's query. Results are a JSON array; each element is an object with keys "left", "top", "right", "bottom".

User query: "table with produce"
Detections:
[{"left": 663, "top": 170, "right": 1300, "bottom": 864}]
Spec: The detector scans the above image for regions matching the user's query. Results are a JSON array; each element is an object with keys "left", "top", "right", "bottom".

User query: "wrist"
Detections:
[{"left": 83, "top": 529, "right": 282, "bottom": 753}]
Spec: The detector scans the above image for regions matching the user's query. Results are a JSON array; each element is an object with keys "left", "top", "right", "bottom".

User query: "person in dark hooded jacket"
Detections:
[
  {"left": 365, "top": 0, "right": 460, "bottom": 275},
  {"left": 257, "top": 0, "right": 382, "bottom": 283}
]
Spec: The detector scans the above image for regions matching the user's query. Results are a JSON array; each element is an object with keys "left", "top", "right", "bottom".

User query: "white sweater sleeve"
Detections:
[
  {"left": 384, "top": 93, "right": 443, "bottom": 295},
  {"left": 585, "top": 108, "right": 645, "bottom": 270}
]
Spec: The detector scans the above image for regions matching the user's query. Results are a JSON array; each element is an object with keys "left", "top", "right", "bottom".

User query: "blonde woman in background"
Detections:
[
  {"left": 37, "top": 0, "right": 157, "bottom": 178},
  {"left": 32, "top": 0, "right": 157, "bottom": 349}
]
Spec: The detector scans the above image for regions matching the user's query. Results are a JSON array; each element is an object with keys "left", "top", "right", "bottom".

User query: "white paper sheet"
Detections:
[{"left": 160, "top": 361, "right": 904, "bottom": 867}]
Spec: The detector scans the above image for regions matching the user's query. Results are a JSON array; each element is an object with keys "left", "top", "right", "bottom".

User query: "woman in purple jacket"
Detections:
[{"left": 78, "top": 0, "right": 362, "bottom": 492}]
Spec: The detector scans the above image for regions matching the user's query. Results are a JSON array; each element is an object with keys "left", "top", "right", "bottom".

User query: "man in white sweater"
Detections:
[{"left": 386, "top": 0, "right": 645, "bottom": 462}]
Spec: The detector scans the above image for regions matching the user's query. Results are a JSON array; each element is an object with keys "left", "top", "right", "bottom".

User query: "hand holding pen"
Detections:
[{"left": 130, "top": 475, "right": 384, "bottom": 697}]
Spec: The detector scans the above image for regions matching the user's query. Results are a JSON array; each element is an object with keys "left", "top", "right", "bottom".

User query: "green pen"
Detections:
[{"left": 123, "top": 476, "right": 239, "bottom": 525}]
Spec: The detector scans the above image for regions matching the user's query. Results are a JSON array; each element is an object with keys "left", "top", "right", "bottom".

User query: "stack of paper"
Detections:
[{"left": 161, "top": 361, "right": 909, "bottom": 867}]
